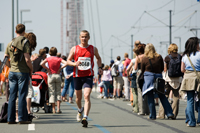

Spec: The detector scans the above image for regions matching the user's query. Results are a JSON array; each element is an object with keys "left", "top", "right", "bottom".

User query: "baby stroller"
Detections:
[{"left": 31, "top": 71, "right": 52, "bottom": 113}]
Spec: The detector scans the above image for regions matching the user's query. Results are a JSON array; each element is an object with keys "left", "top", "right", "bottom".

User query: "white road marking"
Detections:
[
  {"left": 108, "top": 99, "right": 114, "bottom": 101},
  {"left": 28, "top": 124, "right": 35, "bottom": 131},
  {"left": 127, "top": 103, "right": 132, "bottom": 106}
]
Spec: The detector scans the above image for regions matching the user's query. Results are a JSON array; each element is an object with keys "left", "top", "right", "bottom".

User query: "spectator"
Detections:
[
  {"left": 157, "top": 43, "right": 182, "bottom": 119},
  {"left": 180, "top": 37, "right": 200, "bottom": 127},
  {"left": 5, "top": 24, "right": 36, "bottom": 124},
  {"left": 61, "top": 56, "right": 75, "bottom": 103},
  {"left": 32, "top": 49, "right": 46, "bottom": 73},
  {"left": 101, "top": 65, "right": 112, "bottom": 98},
  {"left": 123, "top": 53, "right": 131, "bottom": 101},
  {"left": 134, "top": 44, "right": 149, "bottom": 115},
  {"left": 141, "top": 43, "right": 174, "bottom": 120},
  {"left": 112, "top": 56, "right": 124, "bottom": 99},
  {"left": 41, "top": 47, "right": 67, "bottom": 114}
]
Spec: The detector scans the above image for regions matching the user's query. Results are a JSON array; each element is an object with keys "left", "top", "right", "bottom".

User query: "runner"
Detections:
[{"left": 67, "top": 30, "right": 102, "bottom": 127}]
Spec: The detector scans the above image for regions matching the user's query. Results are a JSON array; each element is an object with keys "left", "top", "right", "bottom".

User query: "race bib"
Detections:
[{"left": 78, "top": 57, "right": 91, "bottom": 70}]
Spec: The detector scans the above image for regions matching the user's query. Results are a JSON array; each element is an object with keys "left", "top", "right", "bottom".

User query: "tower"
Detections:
[{"left": 65, "top": 0, "right": 84, "bottom": 55}]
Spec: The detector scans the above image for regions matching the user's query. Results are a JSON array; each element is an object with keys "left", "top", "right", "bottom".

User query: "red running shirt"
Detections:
[{"left": 73, "top": 45, "right": 94, "bottom": 77}]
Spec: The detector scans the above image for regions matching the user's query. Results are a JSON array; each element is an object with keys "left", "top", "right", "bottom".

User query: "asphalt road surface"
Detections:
[{"left": 0, "top": 90, "right": 199, "bottom": 133}]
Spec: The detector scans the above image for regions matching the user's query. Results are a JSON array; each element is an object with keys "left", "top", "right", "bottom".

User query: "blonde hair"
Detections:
[
  {"left": 104, "top": 65, "right": 109, "bottom": 70},
  {"left": 168, "top": 43, "right": 178, "bottom": 54},
  {"left": 144, "top": 43, "right": 159, "bottom": 59}
]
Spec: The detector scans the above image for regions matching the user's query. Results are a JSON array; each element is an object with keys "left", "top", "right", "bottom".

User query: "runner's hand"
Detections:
[
  {"left": 75, "top": 61, "right": 81, "bottom": 67},
  {"left": 98, "top": 68, "right": 103, "bottom": 75},
  {"left": 66, "top": 75, "right": 71, "bottom": 79}
]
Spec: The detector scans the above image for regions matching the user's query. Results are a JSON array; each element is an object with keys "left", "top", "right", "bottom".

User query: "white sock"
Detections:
[
  {"left": 84, "top": 115, "right": 88, "bottom": 119},
  {"left": 78, "top": 107, "right": 83, "bottom": 113}
]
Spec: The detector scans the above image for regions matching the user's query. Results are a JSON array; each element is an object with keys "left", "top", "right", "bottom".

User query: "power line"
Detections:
[
  {"left": 95, "top": 0, "right": 104, "bottom": 62},
  {"left": 89, "top": 0, "right": 96, "bottom": 47},
  {"left": 148, "top": 0, "right": 174, "bottom": 12}
]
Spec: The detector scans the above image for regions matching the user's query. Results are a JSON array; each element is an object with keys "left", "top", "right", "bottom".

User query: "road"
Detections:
[{"left": 0, "top": 90, "right": 199, "bottom": 133}]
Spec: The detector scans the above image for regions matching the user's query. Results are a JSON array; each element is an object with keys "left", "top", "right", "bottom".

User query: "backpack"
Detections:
[
  {"left": 168, "top": 54, "right": 183, "bottom": 77},
  {"left": 9, "top": 36, "right": 28, "bottom": 62},
  {"left": 0, "top": 102, "right": 8, "bottom": 123},
  {"left": 111, "top": 64, "right": 119, "bottom": 77}
]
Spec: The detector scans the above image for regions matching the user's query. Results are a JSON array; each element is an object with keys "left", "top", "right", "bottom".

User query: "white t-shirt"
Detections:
[
  {"left": 112, "top": 60, "right": 123, "bottom": 77},
  {"left": 182, "top": 51, "right": 200, "bottom": 71},
  {"left": 131, "top": 58, "right": 137, "bottom": 74}
]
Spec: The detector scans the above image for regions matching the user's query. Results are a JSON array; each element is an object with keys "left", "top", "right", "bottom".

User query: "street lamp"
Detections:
[
  {"left": 20, "top": 9, "right": 30, "bottom": 24},
  {"left": 190, "top": 28, "right": 200, "bottom": 37},
  {"left": 174, "top": 37, "right": 181, "bottom": 53},
  {"left": 23, "top": 21, "right": 32, "bottom": 25}
]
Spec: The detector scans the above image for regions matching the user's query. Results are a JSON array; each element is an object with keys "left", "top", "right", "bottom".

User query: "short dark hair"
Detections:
[
  {"left": 49, "top": 47, "right": 57, "bottom": 56},
  {"left": 43, "top": 47, "right": 49, "bottom": 53},
  {"left": 80, "top": 30, "right": 90, "bottom": 37},
  {"left": 117, "top": 56, "right": 121, "bottom": 61},
  {"left": 39, "top": 49, "right": 46, "bottom": 57},
  {"left": 16, "top": 24, "right": 25, "bottom": 34},
  {"left": 61, "top": 55, "right": 67, "bottom": 60}
]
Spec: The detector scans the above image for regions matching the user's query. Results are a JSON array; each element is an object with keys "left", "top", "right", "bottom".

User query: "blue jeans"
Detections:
[
  {"left": 197, "top": 101, "right": 200, "bottom": 124},
  {"left": 7, "top": 72, "right": 29, "bottom": 122},
  {"left": 185, "top": 91, "right": 196, "bottom": 126},
  {"left": 103, "top": 81, "right": 110, "bottom": 97},
  {"left": 61, "top": 76, "right": 74, "bottom": 98},
  {"left": 147, "top": 90, "right": 174, "bottom": 119}
]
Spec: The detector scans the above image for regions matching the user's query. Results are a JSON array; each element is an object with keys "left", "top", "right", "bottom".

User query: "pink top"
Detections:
[
  {"left": 123, "top": 58, "right": 131, "bottom": 77},
  {"left": 101, "top": 70, "right": 112, "bottom": 81},
  {"left": 46, "top": 56, "right": 62, "bottom": 74}
]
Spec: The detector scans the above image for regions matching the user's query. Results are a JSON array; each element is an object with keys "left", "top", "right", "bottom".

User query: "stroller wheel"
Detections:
[{"left": 32, "top": 107, "right": 39, "bottom": 113}]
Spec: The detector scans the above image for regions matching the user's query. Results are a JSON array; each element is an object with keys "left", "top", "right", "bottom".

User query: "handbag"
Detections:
[
  {"left": 138, "top": 72, "right": 144, "bottom": 90},
  {"left": 149, "top": 59, "right": 165, "bottom": 94}
]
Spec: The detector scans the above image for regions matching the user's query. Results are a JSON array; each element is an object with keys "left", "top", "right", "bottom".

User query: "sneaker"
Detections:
[
  {"left": 19, "top": 121, "right": 32, "bottom": 124},
  {"left": 77, "top": 108, "right": 84, "bottom": 122},
  {"left": 69, "top": 100, "right": 74, "bottom": 104},
  {"left": 81, "top": 117, "right": 88, "bottom": 127}
]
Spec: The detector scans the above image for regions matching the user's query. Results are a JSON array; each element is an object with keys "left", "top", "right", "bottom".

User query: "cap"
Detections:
[{"left": 110, "top": 60, "right": 114, "bottom": 63}]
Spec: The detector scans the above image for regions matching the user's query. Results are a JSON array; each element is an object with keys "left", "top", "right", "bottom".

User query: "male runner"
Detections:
[{"left": 67, "top": 30, "right": 102, "bottom": 127}]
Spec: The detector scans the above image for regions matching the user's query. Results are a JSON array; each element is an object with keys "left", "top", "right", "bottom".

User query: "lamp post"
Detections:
[
  {"left": 20, "top": 9, "right": 30, "bottom": 24},
  {"left": 23, "top": 21, "right": 32, "bottom": 25},
  {"left": 174, "top": 37, "right": 181, "bottom": 53},
  {"left": 190, "top": 28, "right": 200, "bottom": 37}
]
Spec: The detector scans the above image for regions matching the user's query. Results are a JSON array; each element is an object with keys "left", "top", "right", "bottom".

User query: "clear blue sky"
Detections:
[{"left": 0, "top": 0, "right": 200, "bottom": 75}]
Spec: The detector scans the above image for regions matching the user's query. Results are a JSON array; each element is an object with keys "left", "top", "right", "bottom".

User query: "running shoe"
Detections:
[
  {"left": 81, "top": 117, "right": 88, "bottom": 127},
  {"left": 76, "top": 108, "right": 84, "bottom": 122}
]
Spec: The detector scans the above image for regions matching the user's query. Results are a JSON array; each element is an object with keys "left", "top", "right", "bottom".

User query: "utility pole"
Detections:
[
  {"left": 17, "top": 0, "right": 19, "bottom": 24},
  {"left": 131, "top": 35, "right": 133, "bottom": 59},
  {"left": 111, "top": 48, "right": 113, "bottom": 60},
  {"left": 169, "top": 10, "right": 172, "bottom": 46},
  {"left": 12, "top": 0, "right": 14, "bottom": 39}
]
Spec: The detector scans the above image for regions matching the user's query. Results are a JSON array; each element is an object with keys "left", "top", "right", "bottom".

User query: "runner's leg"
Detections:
[{"left": 84, "top": 87, "right": 92, "bottom": 116}]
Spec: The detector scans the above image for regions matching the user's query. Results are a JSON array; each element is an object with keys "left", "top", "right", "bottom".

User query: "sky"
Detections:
[{"left": 0, "top": 0, "right": 200, "bottom": 75}]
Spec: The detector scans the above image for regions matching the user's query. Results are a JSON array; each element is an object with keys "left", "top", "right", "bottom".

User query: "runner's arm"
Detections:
[
  {"left": 94, "top": 47, "right": 102, "bottom": 75},
  {"left": 67, "top": 47, "right": 80, "bottom": 67},
  {"left": 94, "top": 47, "right": 102, "bottom": 68}
]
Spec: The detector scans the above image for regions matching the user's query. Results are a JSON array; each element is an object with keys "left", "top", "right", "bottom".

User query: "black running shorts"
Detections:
[{"left": 73, "top": 76, "right": 93, "bottom": 90}]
